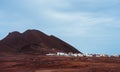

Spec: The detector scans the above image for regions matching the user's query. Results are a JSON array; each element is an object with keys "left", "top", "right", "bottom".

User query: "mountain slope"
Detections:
[{"left": 0, "top": 29, "right": 82, "bottom": 55}]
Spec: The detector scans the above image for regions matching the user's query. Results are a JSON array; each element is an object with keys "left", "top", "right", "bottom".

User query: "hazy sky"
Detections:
[{"left": 0, "top": 0, "right": 120, "bottom": 55}]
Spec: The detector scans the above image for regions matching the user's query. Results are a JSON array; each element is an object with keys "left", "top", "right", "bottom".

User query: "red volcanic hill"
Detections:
[{"left": 0, "top": 29, "right": 81, "bottom": 55}]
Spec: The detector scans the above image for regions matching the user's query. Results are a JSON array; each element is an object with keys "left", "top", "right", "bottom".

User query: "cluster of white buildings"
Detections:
[
  {"left": 46, "top": 52, "right": 120, "bottom": 58},
  {"left": 46, "top": 52, "right": 84, "bottom": 57}
]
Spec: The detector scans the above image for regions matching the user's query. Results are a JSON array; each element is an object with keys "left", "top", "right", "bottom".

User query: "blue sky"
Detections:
[{"left": 0, "top": 0, "right": 120, "bottom": 55}]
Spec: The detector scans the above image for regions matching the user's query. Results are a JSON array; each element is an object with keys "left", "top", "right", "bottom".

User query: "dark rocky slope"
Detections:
[{"left": 0, "top": 29, "right": 81, "bottom": 55}]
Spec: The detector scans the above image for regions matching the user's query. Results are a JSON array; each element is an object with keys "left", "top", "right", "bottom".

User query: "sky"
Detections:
[{"left": 0, "top": 0, "right": 120, "bottom": 55}]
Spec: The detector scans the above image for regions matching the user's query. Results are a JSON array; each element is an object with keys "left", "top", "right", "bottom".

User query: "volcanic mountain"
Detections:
[{"left": 0, "top": 29, "right": 81, "bottom": 55}]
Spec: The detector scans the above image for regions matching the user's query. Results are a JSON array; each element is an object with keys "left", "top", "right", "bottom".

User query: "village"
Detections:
[{"left": 46, "top": 52, "right": 120, "bottom": 58}]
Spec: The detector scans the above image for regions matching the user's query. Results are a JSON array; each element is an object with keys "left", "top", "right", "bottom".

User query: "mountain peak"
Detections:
[
  {"left": 8, "top": 31, "right": 21, "bottom": 36},
  {"left": 23, "top": 29, "right": 45, "bottom": 34}
]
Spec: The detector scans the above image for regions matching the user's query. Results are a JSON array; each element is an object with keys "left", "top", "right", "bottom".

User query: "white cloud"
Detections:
[
  {"left": 9, "top": 0, "right": 120, "bottom": 37},
  {"left": 43, "top": 10, "right": 116, "bottom": 37}
]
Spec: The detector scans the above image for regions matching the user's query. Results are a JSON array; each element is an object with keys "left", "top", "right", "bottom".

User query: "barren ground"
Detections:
[{"left": 0, "top": 54, "right": 120, "bottom": 72}]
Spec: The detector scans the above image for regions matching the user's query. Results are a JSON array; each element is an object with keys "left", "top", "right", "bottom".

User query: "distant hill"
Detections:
[{"left": 0, "top": 29, "right": 81, "bottom": 55}]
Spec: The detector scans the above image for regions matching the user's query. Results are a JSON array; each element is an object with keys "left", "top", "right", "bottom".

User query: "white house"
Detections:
[
  {"left": 77, "top": 53, "right": 84, "bottom": 57},
  {"left": 46, "top": 53, "right": 56, "bottom": 56},
  {"left": 57, "top": 52, "right": 65, "bottom": 56}
]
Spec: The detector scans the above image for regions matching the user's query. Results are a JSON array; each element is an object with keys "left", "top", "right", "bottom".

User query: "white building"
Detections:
[
  {"left": 111, "top": 54, "right": 119, "bottom": 57},
  {"left": 46, "top": 53, "right": 56, "bottom": 56}
]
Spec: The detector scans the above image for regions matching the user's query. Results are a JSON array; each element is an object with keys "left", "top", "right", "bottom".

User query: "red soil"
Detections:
[{"left": 0, "top": 54, "right": 120, "bottom": 72}]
